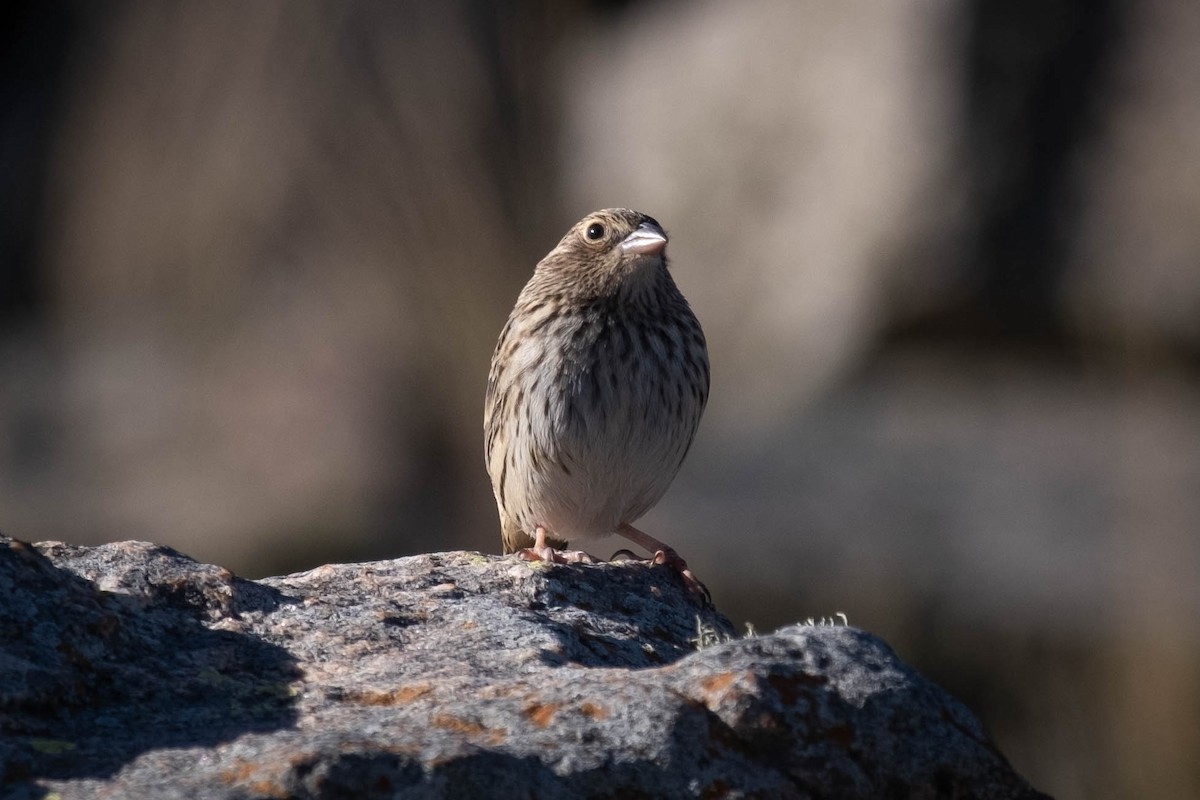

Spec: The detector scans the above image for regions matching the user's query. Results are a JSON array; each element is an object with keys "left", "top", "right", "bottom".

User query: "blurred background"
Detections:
[{"left": 2, "top": 1, "right": 1197, "bottom": 796}]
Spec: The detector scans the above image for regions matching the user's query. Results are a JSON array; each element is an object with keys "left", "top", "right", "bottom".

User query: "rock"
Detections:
[{"left": 0, "top": 535, "right": 1046, "bottom": 799}]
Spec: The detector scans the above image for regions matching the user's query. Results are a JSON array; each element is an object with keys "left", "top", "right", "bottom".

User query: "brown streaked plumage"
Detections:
[{"left": 484, "top": 208, "right": 710, "bottom": 598}]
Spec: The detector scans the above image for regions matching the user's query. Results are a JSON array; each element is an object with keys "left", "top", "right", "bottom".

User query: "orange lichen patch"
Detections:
[
  {"left": 696, "top": 671, "right": 759, "bottom": 709},
  {"left": 523, "top": 702, "right": 562, "bottom": 728},
  {"left": 700, "top": 672, "right": 739, "bottom": 695},
  {"left": 430, "top": 714, "right": 508, "bottom": 746},
  {"left": 221, "top": 762, "right": 255, "bottom": 784},
  {"left": 342, "top": 683, "right": 434, "bottom": 706},
  {"left": 579, "top": 702, "right": 609, "bottom": 721},
  {"left": 221, "top": 761, "right": 289, "bottom": 799},
  {"left": 246, "top": 779, "right": 290, "bottom": 798},
  {"left": 432, "top": 713, "right": 489, "bottom": 736},
  {"left": 461, "top": 619, "right": 479, "bottom": 630}
]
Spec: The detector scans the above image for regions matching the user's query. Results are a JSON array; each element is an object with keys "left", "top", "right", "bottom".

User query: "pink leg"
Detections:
[
  {"left": 616, "top": 523, "right": 710, "bottom": 603},
  {"left": 516, "top": 526, "right": 596, "bottom": 565}
]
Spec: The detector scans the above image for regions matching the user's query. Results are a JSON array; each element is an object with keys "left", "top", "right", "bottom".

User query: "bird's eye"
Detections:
[{"left": 585, "top": 222, "right": 605, "bottom": 241}]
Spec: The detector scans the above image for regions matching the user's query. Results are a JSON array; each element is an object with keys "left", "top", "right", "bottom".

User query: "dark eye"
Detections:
[{"left": 585, "top": 222, "right": 605, "bottom": 241}]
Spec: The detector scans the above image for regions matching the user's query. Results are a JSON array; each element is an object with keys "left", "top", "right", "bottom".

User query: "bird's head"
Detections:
[{"left": 536, "top": 209, "right": 670, "bottom": 301}]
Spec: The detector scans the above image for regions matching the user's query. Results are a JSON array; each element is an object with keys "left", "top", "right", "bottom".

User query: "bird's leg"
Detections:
[
  {"left": 517, "top": 526, "right": 597, "bottom": 565},
  {"left": 616, "top": 523, "right": 711, "bottom": 603}
]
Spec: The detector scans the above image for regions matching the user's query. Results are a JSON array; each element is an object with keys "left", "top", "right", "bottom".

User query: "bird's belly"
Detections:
[{"left": 519, "top": 368, "right": 699, "bottom": 540}]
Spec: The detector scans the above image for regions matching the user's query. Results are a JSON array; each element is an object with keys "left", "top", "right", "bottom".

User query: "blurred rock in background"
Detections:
[
  {"left": 1066, "top": 0, "right": 1200, "bottom": 350},
  {"left": 3, "top": 1, "right": 572, "bottom": 568},
  {"left": 563, "top": 0, "right": 963, "bottom": 427},
  {"left": 1, "top": 2, "right": 1197, "bottom": 798}
]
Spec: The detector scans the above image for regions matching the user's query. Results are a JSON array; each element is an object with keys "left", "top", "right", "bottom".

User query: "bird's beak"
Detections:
[{"left": 620, "top": 223, "right": 668, "bottom": 256}]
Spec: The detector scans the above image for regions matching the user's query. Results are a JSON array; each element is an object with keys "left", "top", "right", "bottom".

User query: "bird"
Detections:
[{"left": 484, "top": 208, "right": 710, "bottom": 598}]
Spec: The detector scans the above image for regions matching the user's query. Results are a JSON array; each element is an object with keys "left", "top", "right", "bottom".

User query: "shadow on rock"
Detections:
[
  {"left": 0, "top": 535, "right": 301, "bottom": 790},
  {"left": 525, "top": 557, "right": 737, "bottom": 670}
]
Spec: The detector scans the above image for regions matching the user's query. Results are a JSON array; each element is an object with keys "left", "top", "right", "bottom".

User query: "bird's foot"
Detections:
[
  {"left": 516, "top": 545, "right": 597, "bottom": 565},
  {"left": 615, "top": 523, "right": 712, "bottom": 605},
  {"left": 515, "top": 526, "right": 598, "bottom": 565},
  {"left": 650, "top": 546, "right": 712, "bottom": 605}
]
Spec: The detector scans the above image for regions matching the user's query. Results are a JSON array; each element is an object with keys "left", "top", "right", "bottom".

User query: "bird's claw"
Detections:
[
  {"left": 517, "top": 546, "right": 596, "bottom": 565},
  {"left": 651, "top": 548, "right": 712, "bottom": 605}
]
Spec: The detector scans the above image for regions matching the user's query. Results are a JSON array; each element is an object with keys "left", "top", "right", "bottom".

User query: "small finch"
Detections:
[{"left": 484, "top": 209, "right": 710, "bottom": 598}]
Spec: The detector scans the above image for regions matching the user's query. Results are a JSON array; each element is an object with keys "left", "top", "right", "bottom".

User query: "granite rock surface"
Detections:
[{"left": 0, "top": 535, "right": 1047, "bottom": 799}]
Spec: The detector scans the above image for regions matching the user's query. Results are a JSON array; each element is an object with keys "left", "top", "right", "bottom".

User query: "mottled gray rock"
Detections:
[{"left": 0, "top": 535, "right": 1046, "bottom": 799}]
